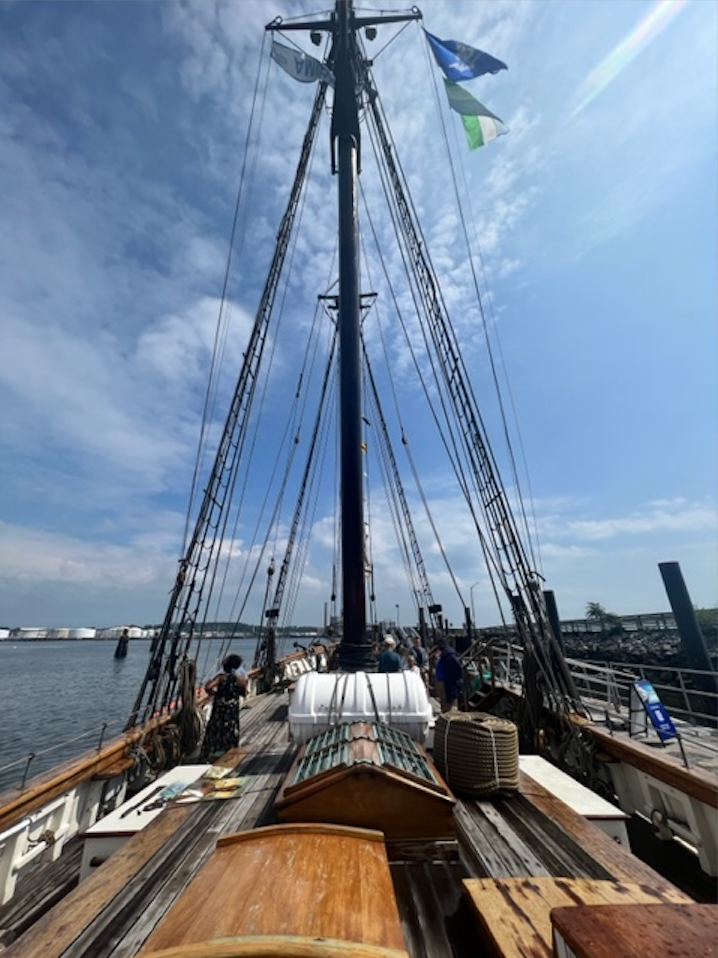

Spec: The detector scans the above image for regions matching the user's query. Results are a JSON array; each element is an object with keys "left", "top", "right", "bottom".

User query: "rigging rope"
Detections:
[
  {"left": 127, "top": 68, "right": 331, "bottom": 729},
  {"left": 418, "top": 29, "right": 543, "bottom": 580}
]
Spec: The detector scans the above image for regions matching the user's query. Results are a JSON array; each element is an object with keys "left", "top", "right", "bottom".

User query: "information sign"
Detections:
[{"left": 630, "top": 679, "right": 677, "bottom": 742}]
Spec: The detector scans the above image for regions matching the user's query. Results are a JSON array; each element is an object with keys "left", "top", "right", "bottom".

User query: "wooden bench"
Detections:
[
  {"left": 140, "top": 823, "right": 409, "bottom": 957},
  {"left": 462, "top": 877, "right": 692, "bottom": 958}
]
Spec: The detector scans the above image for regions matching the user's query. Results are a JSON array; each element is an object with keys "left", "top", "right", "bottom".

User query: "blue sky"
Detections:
[{"left": 0, "top": 0, "right": 716, "bottom": 630}]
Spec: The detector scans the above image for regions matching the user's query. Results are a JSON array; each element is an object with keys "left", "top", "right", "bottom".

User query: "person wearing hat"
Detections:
[{"left": 378, "top": 635, "right": 403, "bottom": 673}]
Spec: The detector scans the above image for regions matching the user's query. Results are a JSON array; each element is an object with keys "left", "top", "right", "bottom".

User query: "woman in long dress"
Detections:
[{"left": 201, "top": 654, "right": 247, "bottom": 759}]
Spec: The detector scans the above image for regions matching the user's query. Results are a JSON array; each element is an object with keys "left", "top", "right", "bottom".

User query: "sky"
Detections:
[{"left": 0, "top": 0, "right": 716, "bottom": 631}]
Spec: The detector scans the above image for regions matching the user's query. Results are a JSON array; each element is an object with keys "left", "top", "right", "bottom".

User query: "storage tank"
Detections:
[{"left": 68, "top": 628, "right": 96, "bottom": 640}]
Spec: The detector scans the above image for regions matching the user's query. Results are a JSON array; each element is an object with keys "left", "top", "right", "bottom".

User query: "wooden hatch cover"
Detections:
[
  {"left": 274, "top": 722, "right": 455, "bottom": 841},
  {"left": 139, "top": 823, "right": 409, "bottom": 958}
]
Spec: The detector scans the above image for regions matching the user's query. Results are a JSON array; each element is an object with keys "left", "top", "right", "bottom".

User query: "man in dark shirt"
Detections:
[
  {"left": 436, "top": 638, "right": 462, "bottom": 709},
  {"left": 378, "top": 636, "right": 403, "bottom": 672}
]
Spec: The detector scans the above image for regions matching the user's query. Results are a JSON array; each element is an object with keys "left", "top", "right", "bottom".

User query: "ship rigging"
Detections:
[{"left": 128, "top": 0, "right": 581, "bottom": 743}]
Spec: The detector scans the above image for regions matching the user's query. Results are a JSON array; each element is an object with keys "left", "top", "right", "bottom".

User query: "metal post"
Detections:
[{"left": 659, "top": 561, "right": 718, "bottom": 708}]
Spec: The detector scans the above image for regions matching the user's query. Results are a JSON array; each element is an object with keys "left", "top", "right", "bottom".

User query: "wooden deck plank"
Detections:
[
  {"left": 453, "top": 801, "right": 551, "bottom": 879},
  {"left": 463, "top": 877, "right": 693, "bottom": 958},
  {"left": 515, "top": 771, "right": 693, "bottom": 893},
  {"left": 390, "top": 859, "right": 483, "bottom": 958},
  {"left": 495, "top": 795, "right": 614, "bottom": 879}
]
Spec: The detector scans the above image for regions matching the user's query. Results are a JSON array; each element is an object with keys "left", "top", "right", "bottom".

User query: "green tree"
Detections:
[
  {"left": 585, "top": 601, "right": 622, "bottom": 636},
  {"left": 586, "top": 602, "right": 606, "bottom": 621}
]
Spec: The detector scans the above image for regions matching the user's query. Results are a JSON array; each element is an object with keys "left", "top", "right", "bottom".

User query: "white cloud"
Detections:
[{"left": 541, "top": 498, "right": 717, "bottom": 543}]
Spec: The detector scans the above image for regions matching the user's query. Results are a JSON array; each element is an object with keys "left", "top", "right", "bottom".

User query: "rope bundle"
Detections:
[{"left": 433, "top": 712, "right": 519, "bottom": 797}]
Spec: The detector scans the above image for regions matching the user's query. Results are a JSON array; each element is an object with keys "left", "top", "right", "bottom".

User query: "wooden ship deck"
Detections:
[{"left": 2, "top": 689, "right": 714, "bottom": 958}]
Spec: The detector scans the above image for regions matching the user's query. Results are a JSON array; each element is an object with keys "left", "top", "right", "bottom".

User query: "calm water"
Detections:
[{"left": 0, "top": 638, "right": 257, "bottom": 792}]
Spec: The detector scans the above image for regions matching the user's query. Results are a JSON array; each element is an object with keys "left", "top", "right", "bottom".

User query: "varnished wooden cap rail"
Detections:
[{"left": 138, "top": 936, "right": 410, "bottom": 958}]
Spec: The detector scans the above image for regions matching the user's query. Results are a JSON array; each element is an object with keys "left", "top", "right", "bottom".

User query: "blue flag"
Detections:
[{"left": 425, "top": 30, "right": 507, "bottom": 81}]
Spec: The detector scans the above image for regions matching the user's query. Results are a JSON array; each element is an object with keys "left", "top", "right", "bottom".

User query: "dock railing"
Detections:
[{"left": 462, "top": 639, "right": 718, "bottom": 764}]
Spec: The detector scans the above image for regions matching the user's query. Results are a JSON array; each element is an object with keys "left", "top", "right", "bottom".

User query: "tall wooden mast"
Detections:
[{"left": 268, "top": 1, "right": 421, "bottom": 670}]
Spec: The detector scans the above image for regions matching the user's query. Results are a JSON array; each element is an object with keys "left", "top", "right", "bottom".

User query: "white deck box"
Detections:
[
  {"left": 79, "top": 764, "right": 211, "bottom": 880},
  {"left": 288, "top": 670, "right": 432, "bottom": 746}
]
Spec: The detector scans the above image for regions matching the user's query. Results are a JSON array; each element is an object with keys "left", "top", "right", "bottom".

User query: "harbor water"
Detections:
[{"left": 0, "top": 638, "right": 258, "bottom": 793}]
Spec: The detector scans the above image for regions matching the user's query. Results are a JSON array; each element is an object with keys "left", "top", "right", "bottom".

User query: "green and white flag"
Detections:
[{"left": 443, "top": 79, "right": 507, "bottom": 149}]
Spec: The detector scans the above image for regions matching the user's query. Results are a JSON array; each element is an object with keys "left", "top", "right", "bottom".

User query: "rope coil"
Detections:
[{"left": 433, "top": 711, "right": 519, "bottom": 797}]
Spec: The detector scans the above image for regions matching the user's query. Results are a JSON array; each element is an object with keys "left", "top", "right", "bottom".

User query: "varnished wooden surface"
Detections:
[
  {"left": 141, "top": 824, "right": 407, "bottom": 954},
  {"left": 463, "top": 877, "right": 692, "bottom": 958},
  {"left": 552, "top": 902, "right": 718, "bottom": 958},
  {"left": 276, "top": 763, "right": 455, "bottom": 841},
  {"left": 217, "top": 821, "right": 386, "bottom": 846},
  {"left": 140, "top": 936, "right": 410, "bottom": 958}
]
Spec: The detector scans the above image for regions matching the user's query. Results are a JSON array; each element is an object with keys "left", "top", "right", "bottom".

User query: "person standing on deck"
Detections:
[
  {"left": 412, "top": 634, "right": 428, "bottom": 684},
  {"left": 201, "top": 654, "right": 248, "bottom": 759},
  {"left": 378, "top": 636, "right": 403, "bottom": 673},
  {"left": 435, "top": 638, "right": 462, "bottom": 711}
]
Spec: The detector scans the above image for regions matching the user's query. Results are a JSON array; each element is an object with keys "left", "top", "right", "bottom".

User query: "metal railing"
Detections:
[
  {"left": 462, "top": 639, "right": 718, "bottom": 761},
  {"left": 566, "top": 658, "right": 718, "bottom": 729}
]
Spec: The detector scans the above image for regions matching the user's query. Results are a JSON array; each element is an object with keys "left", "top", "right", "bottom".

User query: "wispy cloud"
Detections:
[
  {"left": 540, "top": 498, "right": 717, "bottom": 543},
  {"left": 566, "top": 499, "right": 717, "bottom": 541}
]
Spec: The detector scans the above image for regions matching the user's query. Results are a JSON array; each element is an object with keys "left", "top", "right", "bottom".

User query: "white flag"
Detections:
[{"left": 271, "top": 40, "right": 334, "bottom": 86}]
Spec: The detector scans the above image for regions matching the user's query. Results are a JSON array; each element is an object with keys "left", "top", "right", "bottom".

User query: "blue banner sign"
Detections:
[{"left": 632, "top": 679, "right": 677, "bottom": 741}]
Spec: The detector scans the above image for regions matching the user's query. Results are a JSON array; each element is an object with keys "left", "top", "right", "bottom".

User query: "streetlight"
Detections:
[
  {"left": 395, "top": 603, "right": 400, "bottom": 628},
  {"left": 470, "top": 581, "right": 481, "bottom": 630}
]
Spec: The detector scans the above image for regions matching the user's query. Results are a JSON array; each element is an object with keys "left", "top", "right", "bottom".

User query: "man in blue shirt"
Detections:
[{"left": 435, "top": 638, "right": 462, "bottom": 710}]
